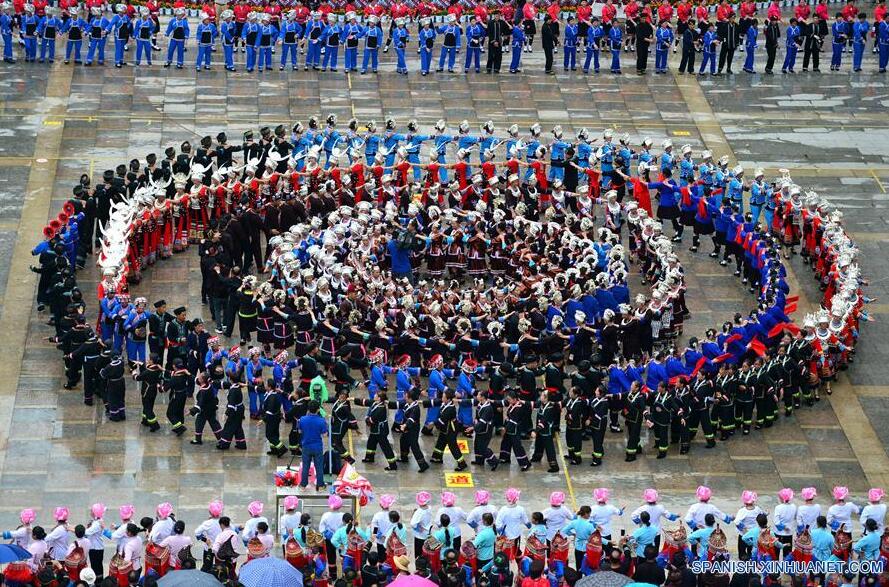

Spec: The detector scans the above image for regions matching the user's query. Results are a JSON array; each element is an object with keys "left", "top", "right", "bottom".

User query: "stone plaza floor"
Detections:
[{"left": 1, "top": 47, "right": 889, "bottom": 539}]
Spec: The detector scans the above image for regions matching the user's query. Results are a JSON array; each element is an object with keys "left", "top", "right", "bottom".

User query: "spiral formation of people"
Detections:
[{"left": 11, "top": 107, "right": 876, "bottom": 587}]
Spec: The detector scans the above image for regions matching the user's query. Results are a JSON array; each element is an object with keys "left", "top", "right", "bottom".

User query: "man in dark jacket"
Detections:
[
  {"left": 636, "top": 17, "right": 655, "bottom": 73},
  {"left": 633, "top": 546, "right": 666, "bottom": 585},
  {"left": 542, "top": 15, "right": 558, "bottom": 73},
  {"left": 678, "top": 18, "right": 698, "bottom": 73},
  {"left": 803, "top": 13, "right": 827, "bottom": 71},
  {"left": 486, "top": 12, "right": 509, "bottom": 73},
  {"left": 718, "top": 13, "right": 739, "bottom": 73},
  {"left": 764, "top": 15, "right": 781, "bottom": 73}
]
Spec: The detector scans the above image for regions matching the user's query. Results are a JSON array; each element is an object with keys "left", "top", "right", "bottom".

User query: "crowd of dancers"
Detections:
[
  {"left": 3, "top": 485, "right": 889, "bottom": 586},
  {"left": 30, "top": 117, "right": 870, "bottom": 478},
  {"left": 2, "top": 0, "right": 889, "bottom": 73}
]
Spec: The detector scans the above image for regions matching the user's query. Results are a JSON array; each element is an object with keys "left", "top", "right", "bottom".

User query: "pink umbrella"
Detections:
[{"left": 390, "top": 575, "right": 438, "bottom": 587}]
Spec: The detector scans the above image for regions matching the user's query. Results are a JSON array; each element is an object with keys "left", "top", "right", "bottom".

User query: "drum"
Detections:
[
  {"left": 4, "top": 561, "right": 34, "bottom": 585},
  {"left": 794, "top": 527, "right": 814, "bottom": 564},
  {"left": 423, "top": 536, "right": 443, "bottom": 573},
  {"left": 285, "top": 538, "right": 309, "bottom": 569},
  {"left": 385, "top": 531, "right": 408, "bottom": 571},
  {"left": 550, "top": 532, "right": 570, "bottom": 564},
  {"left": 109, "top": 553, "right": 134, "bottom": 587},
  {"left": 523, "top": 535, "right": 546, "bottom": 561},
  {"left": 144, "top": 542, "right": 171, "bottom": 577},
  {"left": 584, "top": 529, "right": 603, "bottom": 570},
  {"left": 64, "top": 545, "right": 87, "bottom": 582},
  {"left": 832, "top": 527, "right": 852, "bottom": 561},
  {"left": 757, "top": 529, "right": 779, "bottom": 561},
  {"left": 247, "top": 537, "right": 270, "bottom": 561},
  {"left": 458, "top": 540, "right": 478, "bottom": 576},
  {"left": 345, "top": 530, "right": 367, "bottom": 572},
  {"left": 306, "top": 529, "right": 325, "bottom": 550},
  {"left": 706, "top": 527, "right": 729, "bottom": 567}
]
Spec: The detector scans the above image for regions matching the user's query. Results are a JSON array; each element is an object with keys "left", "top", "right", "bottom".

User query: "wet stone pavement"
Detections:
[{"left": 0, "top": 49, "right": 888, "bottom": 548}]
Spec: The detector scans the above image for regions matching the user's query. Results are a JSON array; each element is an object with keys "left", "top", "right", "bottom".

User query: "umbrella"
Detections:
[
  {"left": 0, "top": 543, "right": 31, "bottom": 563},
  {"left": 238, "top": 557, "right": 303, "bottom": 587},
  {"left": 576, "top": 571, "right": 634, "bottom": 587},
  {"left": 157, "top": 569, "right": 225, "bottom": 587},
  {"left": 390, "top": 575, "right": 439, "bottom": 587}
]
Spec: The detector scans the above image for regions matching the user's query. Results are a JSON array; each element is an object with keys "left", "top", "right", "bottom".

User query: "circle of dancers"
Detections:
[{"left": 33, "top": 117, "right": 871, "bottom": 477}]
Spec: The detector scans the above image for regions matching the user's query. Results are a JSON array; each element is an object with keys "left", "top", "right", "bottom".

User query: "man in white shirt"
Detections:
[
  {"left": 773, "top": 488, "right": 797, "bottom": 546},
  {"left": 684, "top": 486, "right": 732, "bottom": 530},
  {"left": 467, "top": 491, "right": 498, "bottom": 532},
  {"left": 860, "top": 488, "right": 887, "bottom": 534},
  {"left": 150, "top": 503, "right": 175, "bottom": 543},
  {"left": 320, "top": 495, "right": 346, "bottom": 579},
  {"left": 543, "top": 491, "right": 574, "bottom": 541},
  {"left": 436, "top": 492, "right": 468, "bottom": 551},
  {"left": 84, "top": 503, "right": 108, "bottom": 579},
  {"left": 590, "top": 488, "right": 623, "bottom": 541},
  {"left": 371, "top": 494, "right": 397, "bottom": 557},
  {"left": 411, "top": 491, "right": 433, "bottom": 562},
  {"left": 279, "top": 496, "right": 302, "bottom": 545},
  {"left": 495, "top": 488, "right": 530, "bottom": 550},
  {"left": 45, "top": 507, "right": 71, "bottom": 561},
  {"left": 827, "top": 486, "right": 860, "bottom": 532},
  {"left": 796, "top": 487, "right": 821, "bottom": 534},
  {"left": 631, "top": 489, "right": 679, "bottom": 530}
]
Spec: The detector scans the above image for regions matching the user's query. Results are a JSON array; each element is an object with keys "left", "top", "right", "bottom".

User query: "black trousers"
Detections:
[
  {"left": 653, "top": 423, "right": 670, "bottom": 454},
  {"left": 718, "top": 44, "right": 735, "bottom": 71},
  {"left": 400, "top": 427, "right": 427, "bottom": 465},
  {"left": 83, "top": 360, "right": 100, "bottom": 403},
  {"left": 591, "top": 426, "right": 606, "bottom": 460},
  {"left": 473, "top": 432, "right": 497, "bottom": 464},
  {"left": 195, "top": 411, "right": 221, "bottom": 440},
  {"left": 626, "top": 420, "right": 643, "bottom": 456},
  {"left": 141, "top": 386, "right": 158, "bottom": 424},
  {"left": 486, "top": 43, "right": 502, "bottom": 72},
  {"left": 414, "top": 537, "right": 426, "bottom": 563},
  {"left": 218, "top": 415, "right": 246, "bottom": 448},
  {"left": 65, "top": 355, "right": 83, "bottom": 386},
  {"left": 679, "top": 43, "right": 696, "bottom": 72},
  {"left": 432, "top": 430, "right": 464, "bottom": 463},
  {"left": 288, "top": 426, "right": 302, "bottom": 453},
  {"left": 803, "top": 45, "right": 820, "bottom": 69},
  {"left": 366, "top": 431, "right": 396, "bottom": 462},
  {"left": 265, "top": 415, "right": 283, "bottom": 449},
  {"left": 692, "top": 408, "right": 716, "bottom": 441},
  {"left": 676, "top": 419, "right": 691, "bottom": 451},
  {"left": 737, "top": 536, "right": 752, "bottom": 559},
  {"left": 765, "top": 44, "right": 777, "bottom": 71},
  {"left": 89, "top": 549, "right": 104, "bottom": 579},
  {"left": 566, "top": 428, "right": 583, "bottom": 461},
  {"left": 326, "top": 538, "right": 339, "bottom": 579},
  {"left": 148, "top": 336, "right": 165, "bottom": 358},
  {"left": 608, "top": 394, "right": 624, "bottom": 428},
  {"left": 332, "top": 430, "right": 349, "bottom": 459},
  {"left": 636, "top": 43, "right": 650, "bottom": 71},
  {"left": 499, "top": 432, "right": 530, "bottom": 465},
  {"left": 736, "top": 400, "right": 754, "bottom": 431},
  {"left": 167, "top": 391, "right": 187, "bottom": 430},
  {"left": 532, "top": 433, "right": 557, "bottom": 464},
  {"left": 543, "top": 45, "right": 554, "bottom": 71}
]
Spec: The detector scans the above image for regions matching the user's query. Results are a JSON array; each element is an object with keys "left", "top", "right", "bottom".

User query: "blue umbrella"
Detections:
[
  {"left": 238, "top": 557, "right": 303, "bottom": 587},
  {"left": 0, "top": 543, "right": 31, "bottom": 564},
  {"left": 157, "top": 569, "right": 224, "bottom": 587}
]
